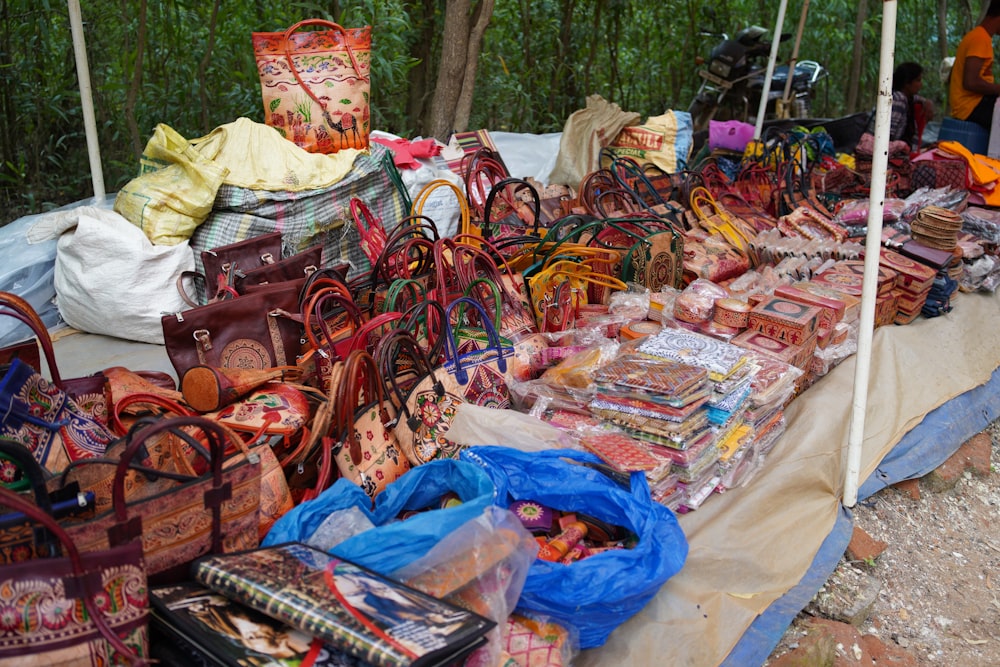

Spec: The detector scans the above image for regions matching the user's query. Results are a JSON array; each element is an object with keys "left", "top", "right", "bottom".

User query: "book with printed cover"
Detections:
[
  {"left": 192, "top": 543, "right": 495, "bottom": 667},
  {"left": 150, "top": 582, "right": 377, "bottom": 667}
]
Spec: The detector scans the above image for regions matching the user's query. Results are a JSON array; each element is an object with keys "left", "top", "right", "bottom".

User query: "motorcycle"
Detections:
[{"left": 687, "top": 25, "right": 828, "bottom": 133}]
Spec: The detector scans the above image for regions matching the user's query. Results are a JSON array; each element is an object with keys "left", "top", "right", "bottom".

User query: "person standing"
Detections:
[{"left": 949, "top": 1, "right": 1000, "bottom": 131}]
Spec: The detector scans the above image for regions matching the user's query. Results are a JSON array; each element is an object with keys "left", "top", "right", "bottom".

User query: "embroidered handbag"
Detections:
[
  {"left": 252, "top": 19, "right": 372, "bottom": 153},
  {"left": 329, "top": 349, "right": 410, "bottom": 501},
  {"left": 0, "top": 485, "right": 150, "bottom": 666},
  {"left": 387, "top": 298, "right": 514, "bottom": 466},
  {"left": 60, "top": 415, "right": 261, "bottom": 585}
]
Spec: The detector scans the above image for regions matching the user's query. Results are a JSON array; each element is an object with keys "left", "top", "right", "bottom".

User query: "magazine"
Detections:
[
  {"left": 150, "top": 582, "right": 376, "bottom": 667},
  {"left": 193, "top": 543, "right": 495, "bottom": 667}
]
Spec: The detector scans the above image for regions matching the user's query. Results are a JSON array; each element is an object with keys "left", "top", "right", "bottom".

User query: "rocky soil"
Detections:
[{"left": 764, "top": 420, "right": 1000, "bottom": 666}]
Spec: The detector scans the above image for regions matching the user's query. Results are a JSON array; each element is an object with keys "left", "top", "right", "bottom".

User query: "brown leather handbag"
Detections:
[{"left": 161, "top": 281, "right": 304, "bottom": 378}]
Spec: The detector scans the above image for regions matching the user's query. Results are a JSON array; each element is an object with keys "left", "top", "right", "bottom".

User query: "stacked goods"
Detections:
[
  {"left": 730, "top": 296, "right": 822, "bottom": 371},
  {"left": 876, "top": 249, "right": 937, "bottom": 324},
  {"left": 812, "top": 260, "right": 900, "bottom": 327}
]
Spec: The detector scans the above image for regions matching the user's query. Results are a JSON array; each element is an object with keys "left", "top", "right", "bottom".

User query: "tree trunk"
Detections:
[
  {"left": 198, "top": 0, "right": 222, "bottom": 134},
  {"left": 453, "top": 0, "right": 494, "bottom": 132},
  {"left": 406, "top": 0, "right": 436, "bottom": 135},
  {"left": 549, "top": 0, "right": 575, "bottom": 119},
  {"left": 124, "top": 0, "right": 148, "bottom": 159},
  {"left": 846, "top": 0, "right": 867, "bottom": 114},
  {"left": 428, "top": 0, "right": 471, "bottom": 140}
]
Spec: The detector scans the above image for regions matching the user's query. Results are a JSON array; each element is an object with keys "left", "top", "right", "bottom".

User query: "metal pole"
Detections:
[
  {"left": 754, "top": 0, "right": 790, "bottom": 140},
  {"left": 68, "top": 0, "right": 105, "bottom": 199},
  {"left": 844, "top": 0, "right": 897, "bottom": 508},
  {"left": 780, "top": 0, "right": 810, "bottom": 118}
]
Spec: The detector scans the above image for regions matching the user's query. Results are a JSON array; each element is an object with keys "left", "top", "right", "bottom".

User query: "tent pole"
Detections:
[
  {"left": 754, "top": 0, "right": 790, "bottom": 140},
  {"left": 844, "top": 0, "right": 897, "bottom": 508},
  {"left": 68, "top": 0, "right": 105, "bottom": 200},
  {"left": 779, "top": 0, "right": 810, "bottom": 118}
]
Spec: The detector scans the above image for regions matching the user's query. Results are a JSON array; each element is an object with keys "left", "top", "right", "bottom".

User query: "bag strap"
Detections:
[
  {"left": 282, "top": 20, "right": 369, "bottom": 110},
  {"left": 0, "top": 485, "right": 149, "bottom": 665},
  {"left": 482, "top": 177, "right": 542, "bottom": 239},
  {"left": 442, "top": 297, "right": 509, "bottom": 385},
  {"left": 411, "top": 179, "right": 470, "bottom": 235}
]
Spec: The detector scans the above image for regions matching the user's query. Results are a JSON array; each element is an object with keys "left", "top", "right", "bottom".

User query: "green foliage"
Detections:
[{"left": 0, "top": 0, "right": 982, "bottom": 226}]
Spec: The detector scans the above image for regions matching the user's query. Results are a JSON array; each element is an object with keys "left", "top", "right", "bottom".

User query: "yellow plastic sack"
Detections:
[{"left": 114, "top": 124, "right": 229, "bottom": 246}]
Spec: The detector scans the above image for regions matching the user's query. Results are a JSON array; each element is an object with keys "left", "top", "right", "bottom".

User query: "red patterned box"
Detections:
[
  {"left": 793, "top": 281, "right": 861, "bottom": 324},
  {"left": 773, "top": 285, "right": 845, "bottom": 331},
  {"left": 732, "top": 329, "right": 817, "bottom": 370},
  {"left": 747, "top": 296, "right": 822, "bottom": 346},
  {"left": 876, "top": 248, "right": 936, "bottom": 294}
]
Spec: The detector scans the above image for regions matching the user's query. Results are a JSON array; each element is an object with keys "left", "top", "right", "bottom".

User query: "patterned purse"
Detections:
[
  {"left": 329, "top": 349, "right": 411, "bottom": 501},
  {"left": 0, "top": 485, "right": 149, "bottom": 665},
  {"left": 388, "top": 299, "right": 514, "bottom": 466},
  {"left": 61, "top": 416, "right": 261, "bottom": 585},
  {"left": 253, "top": 20, "right": 371, "bottom": 153}
]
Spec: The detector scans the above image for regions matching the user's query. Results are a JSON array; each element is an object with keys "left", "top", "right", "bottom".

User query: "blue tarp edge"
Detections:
[{"left": 722, "top": 364, "right": 1000, "bottom": 666}]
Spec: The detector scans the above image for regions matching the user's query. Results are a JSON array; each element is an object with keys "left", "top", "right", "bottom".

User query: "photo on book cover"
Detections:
[
  {"left": 151, "top": 582, "right": 373, "bottom": 667},
  {"left": 193, "top": 542, "right": 495, "bottom": 667}
]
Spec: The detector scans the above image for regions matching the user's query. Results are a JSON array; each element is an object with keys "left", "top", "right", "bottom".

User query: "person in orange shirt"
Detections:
[{"left": 949, "top": 1, "right": 1000, "bottom": 131}]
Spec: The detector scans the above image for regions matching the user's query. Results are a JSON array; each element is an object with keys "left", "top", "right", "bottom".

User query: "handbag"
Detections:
[
  {"left": 201, "top": 231, "right": 283, "bottom": 289},
  {"left": 59, "top": 415, "right": 261, "bottom": 585},
  {"left": 252, "top": 19, "right": 372, "bottom": 153},
  {"left": 328, "top": 349, "right": 411, "bottom": 501},
  {"left": 351, "top": 197, "right": 389, "bottom": 264},
  {"left": 161, "top": 281, "right": 304, "bottom": 378},
  {"left": 605, "top": 217, "right": 686, "bottom": 291},
  {"left": 234, "top": 244, "right": 323, "bottom": 295},
  {"left": 0, "top": 485, "right": 149, "bottom": 665},
  {"left": 387, "top": 298, "right": 514, "bottom": 466}
]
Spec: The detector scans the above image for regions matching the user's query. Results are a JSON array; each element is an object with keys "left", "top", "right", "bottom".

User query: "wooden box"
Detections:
[{"left": 747, "top": 296, "right": 822, "bottom": 346}]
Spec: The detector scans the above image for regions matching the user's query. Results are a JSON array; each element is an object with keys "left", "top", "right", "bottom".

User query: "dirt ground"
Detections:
[{"left": 765, "top": 420, "right": 1000, "bottom": 665}]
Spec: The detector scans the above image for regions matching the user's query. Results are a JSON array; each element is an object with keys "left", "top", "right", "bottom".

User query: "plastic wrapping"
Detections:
[
  {"left": 673, "top": 278, "right": 728, "bottom": 325},
  {"left": 833, "top": 197, "right": 906, "bottom": 225},
  {"left": 393, "top": 506, "right": 538, "bottom": 667},
  {"left": 961, "top": 206, "right": 1000, "bottom": 245},
  {"left": 460, "top": 446, "right": 688, "bottom": 649},
  {"left": 263, "top": 459, "right": 496, "bottom": 575}
]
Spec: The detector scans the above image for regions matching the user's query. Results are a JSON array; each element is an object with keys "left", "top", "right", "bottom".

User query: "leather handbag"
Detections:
[
  {"left": 201, "top": 232, "right": 284, "bottom": 288},
  {"left": 604, "top": 217, "right": 686, "bottom": 291},
  {"left": 161, "top": 281, "right": 304, "bottom": 378},
  {"left": 252, "top": 19, "right": 371, "bottom": 153},
  {"left": 0, "top": 485, "right": 150, "bottom": 666},
  {"left": 387, "top": 299, "right": 514, "bottom": 466},
  {"left": 59, "top": 415, "right": 261, "bottom": 585},
  {"left": 234, "top": 244, "right": 323, "bottom": 295},
  {"left": 328, "top": 349, "right": 410, "bottom": 501}
]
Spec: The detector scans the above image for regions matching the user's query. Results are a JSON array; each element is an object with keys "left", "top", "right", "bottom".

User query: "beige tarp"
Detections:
[{"left": 577, "top": 288, "right": 1000, "bottom": 667}]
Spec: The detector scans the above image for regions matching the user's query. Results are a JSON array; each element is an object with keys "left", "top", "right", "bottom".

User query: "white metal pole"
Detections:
[
  {"left": 844, "top": 0, "right": 897, "bottom": 508},
  {"left": 754, "top": 0, "right": 790, "bottom": 140},
  {"left": 68, "top": 0, "right": 105, "bottom": 199},
  {"left": 780, "top": 0, "right": 810, "bottom": 118}
]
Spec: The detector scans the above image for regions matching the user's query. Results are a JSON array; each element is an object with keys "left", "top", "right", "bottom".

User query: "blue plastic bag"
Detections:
[
  {"left": 263, "top": 459, "right": 495, "bottom": 574},
  {"left": 460, "top": 445, "right": 688, "bottom": 649}
]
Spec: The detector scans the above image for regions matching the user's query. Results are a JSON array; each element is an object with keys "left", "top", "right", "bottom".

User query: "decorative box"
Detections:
[
  {"left": 874, "top": 291, "right": 899, "bottom": 328},
  {"left": 773, "top": 285, "right": 846, "bottom": 331},
  {"left": 713, "top": 298, "right": 752, "bottom": 329},
  {"left": 876, "top": 249, "right": 936, "bottom": 293},
  {"left": 731, "top": 329, "right": 817, "bottom": 370},
  {"left": 809, "top": 269, "right": 866, "bottom": 297},
  {"left": 793, "top": 281, "right": 861, "bottom": 323},
  {"left": 747, "top": 296, "right": 822, "bottom": 346}
]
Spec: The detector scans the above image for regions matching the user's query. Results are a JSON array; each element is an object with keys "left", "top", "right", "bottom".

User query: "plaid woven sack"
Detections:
[
  {"left": 190, "top": 144, "right": 407, "bottom": 280},
  {"left": 909, "top": 160, "right": 967, "bottom": 192}
]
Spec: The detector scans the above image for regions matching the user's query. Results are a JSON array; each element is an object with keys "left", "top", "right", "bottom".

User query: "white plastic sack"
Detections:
[{"left": 32, "top": 207, "right": 194, "bottom": 344}]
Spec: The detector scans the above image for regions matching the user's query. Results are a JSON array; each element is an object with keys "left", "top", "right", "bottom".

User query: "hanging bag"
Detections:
[{"left": 252, "top": 19, "right": 372, "bottom": 153}]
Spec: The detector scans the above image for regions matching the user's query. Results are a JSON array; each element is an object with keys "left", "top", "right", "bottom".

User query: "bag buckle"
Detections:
[{"left": 193, "top": 329, "right": 213, "bottom": 351}]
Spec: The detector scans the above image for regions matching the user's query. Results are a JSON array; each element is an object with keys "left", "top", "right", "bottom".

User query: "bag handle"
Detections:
[
  {"left": 0, "top": 291, "right": 64, "bottom": 388},
  {"left": 335, "top": 350, "right": 391, "bottom": 466},
  {"left": 0, "top": 485, "right": 149, "bottom": 665},
  {"left": 399, "top": 298, "right": 447, "bottom": 364},
  {"left": 0, "top": 438, "right": 56, "bottom": 514},
  {"left": 282, "top": 20, "right": 369, "bottom": 110},
  {"left": 411, "top": 179, "right": 470, "bottom": 236},
  {"left": 373, "top": 329, "right": 442, "bottom": 424},
  {"left": 111, "top": 416, "right": 239, "bottom": 554},
  {"left": 443, "top": 297, "right": 509, "bottom": 385},
  {"left": 482, "top": 177, "right": 542, "bottom": 239}
]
